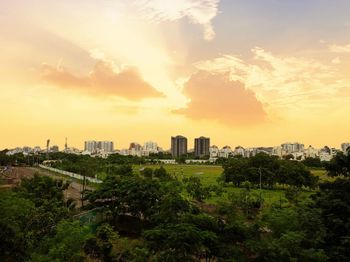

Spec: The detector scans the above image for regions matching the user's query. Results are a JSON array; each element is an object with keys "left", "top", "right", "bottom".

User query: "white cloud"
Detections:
[
  {"left": 332, "top": 57, "right": 341, "bottom": 64},
  {"left": 329, "top": 43, "right": 350, "bottom": 53},
  {"left": 194, "top": 47, "right": 347, "bottom": 114},
  {"left": 133, "top": 0, "right": 220, "bottom": 41}
]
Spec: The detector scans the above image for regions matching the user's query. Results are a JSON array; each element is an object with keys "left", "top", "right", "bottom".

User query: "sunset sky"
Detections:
[{"left": 1, "top": 0, "right": 350, "bottom": 150}]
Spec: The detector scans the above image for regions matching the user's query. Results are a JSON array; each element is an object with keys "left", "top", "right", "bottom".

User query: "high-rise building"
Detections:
[
  {"left": 84, "top": 140, "right": 114, "bottom": 153},
  {"left": 143, "top": 141, "right": 158, "bottom": 153},
  {"left": 194, "top": 136, "right": 210, "bottom": 158},
  {"left": 171, "top": 135, "right": 188, "bottom": 158},
  {"left": 84, "top": 141, "right": 98, "bottom": 153},
  {"left": 281, "top": 142, "right": 304, "bottom": 153},
  {"left": 98, "top": 141, "right": 114, "bottom": 153},
  {"left": 129, "top": 142, "right": 142, "bottom": 151}
]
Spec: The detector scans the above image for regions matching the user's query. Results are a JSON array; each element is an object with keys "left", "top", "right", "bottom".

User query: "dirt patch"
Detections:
[{"left": 1, "top": 167, "right": 92, "bottom": 208}]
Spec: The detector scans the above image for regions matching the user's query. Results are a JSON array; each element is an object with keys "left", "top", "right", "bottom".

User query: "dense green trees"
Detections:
[
  {"left": 0, "top": 175, "right": 76, "bottom": 262},
  {"left": 222, "top": 153, "right": 318, "bottom": 189},
  {"left": 2, "top": 150, "right": 350, "bottom": 261}
]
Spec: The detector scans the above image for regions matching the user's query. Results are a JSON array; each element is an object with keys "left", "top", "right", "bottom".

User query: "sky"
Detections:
[{"left": 1, "top": 0, "right": 350, "bottom": 150}]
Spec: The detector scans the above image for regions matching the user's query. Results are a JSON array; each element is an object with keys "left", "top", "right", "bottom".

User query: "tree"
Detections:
[
  {"left": 325, "top": 151, "right": 350, "bottom": 177},
  {"left": 222, "top": 158, "right": 248, "bottom": 186},
  {"left": 84, "top": 224, "right": 118, "bottom": 262},
  {"left": 144, "top": 223, "right": 209, "bottom": 261},
  {"left": 183, "top": 176, "right": 211, "bottom": 202},
  {"left": 0, "top": 192, "right": 35, "bottom": 262},
  {"left": 141, "top": 167, "right": 153, "bottom": 179},
  {"left": 31, "top": 221, "right": 91, "bottom": 262},
  {"left": 153, "top": 166, "right": 169, "bottom": 179},
  {"left": 313, "top": 178, "right": 350, "bottom": 260}
]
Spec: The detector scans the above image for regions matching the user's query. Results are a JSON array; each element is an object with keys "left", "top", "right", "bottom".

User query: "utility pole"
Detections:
[
  {"left": 259, "top": 167, "right": 263, "bottom": 206},
  {"left": 81, "top": 174, "right": 86, "bottom": 207}
]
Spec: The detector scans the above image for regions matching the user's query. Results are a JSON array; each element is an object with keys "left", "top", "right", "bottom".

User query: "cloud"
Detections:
[
  {"left": 41, "top": 58, "right": 163, "bottom": 100},
  {"left": 332, "top": 57, "right": 341, "bottom": 64},
  {"left": 195, "top": 47, "right": 344, "bottom": 113},
  {"left": 134, "top": 0, "right": 220, "bottom": 41},
  {"left": 329, "top": 43, "right": 350, "bottom": 53},
  {"left": 176, "top": 71, "right": 266, "bottom": 125}
]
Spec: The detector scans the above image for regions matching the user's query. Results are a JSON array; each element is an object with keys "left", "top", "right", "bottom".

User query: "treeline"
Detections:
[
  {"left": 221, "top": 153, "right": 319, "bottom": 189},
  {"left": 1, "top": 150, "right": 350, "bottom": 261}
]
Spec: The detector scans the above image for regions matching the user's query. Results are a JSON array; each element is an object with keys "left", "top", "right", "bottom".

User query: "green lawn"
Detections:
[
  {"left": 134, "top": 164, "right": 223, "bottom": 186},
  {"left": 134, "top": 164, "right": 319, "bottom": 207},
  {"left": 310, "top": 168, "right": 333, "bottom": 182}
]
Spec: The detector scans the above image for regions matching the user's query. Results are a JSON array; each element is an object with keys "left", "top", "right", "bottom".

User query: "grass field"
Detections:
[
  {"left": 134, "top": 164, "right": 326, "bottom": 206},
  {"left": 134, "top": 164, "right": 223, "bottom": 185}
]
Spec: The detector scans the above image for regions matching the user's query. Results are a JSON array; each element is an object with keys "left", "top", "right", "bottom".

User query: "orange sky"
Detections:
[{"left": 1, "top": 0, "right": 350, "bottom": 150}]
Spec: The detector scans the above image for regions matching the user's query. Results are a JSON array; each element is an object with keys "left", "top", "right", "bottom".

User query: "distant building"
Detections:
[
  {"left": 209, "top": 145, "right": 219, "bottom": 158},
  {"left": 171, "top": 136, "right": 188, "bottom": 158},
  {"left": 50, "top": 145, "right": 59, "bottom": 152},
  {"left": 233, "top": 146, "right": 245, "bottom": 156},
  {"left": 98, "top": 141, "right": 114, "bottom": 153},
  {"left": 271, "top": 146, "right": 283, "bottom": 158},
  {"left": 84, "top": 140, "right": 114, "bottom": 154},
  {"left": 129, "top": 142, "right": 142, "bottom": 151},
  {"left": 304, "top": 145, "right": 319, "bottom": 158},
  {"left": 219, "top": 146, "right": 232, "bottom": 158},
  {"left": 281, "top": 142, "right": 304, "bottom": 154},
  {"left": 84, "top": 141, "right": 97, "bottom": 153},
  {"left": 143, "top": 141, "right": 159, "bottom": 153},
  {"left": 341, "top": 143, "right": 350, "bottom": 154},
  {"left": 194, "top": 137, "right": 210, "bottom": 158},
  {"left": 319, "top": 146, "right": 334, "bottom": 162}
]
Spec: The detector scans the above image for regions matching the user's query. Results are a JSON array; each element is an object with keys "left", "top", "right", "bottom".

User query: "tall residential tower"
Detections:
[
  {"left": 171, "top": 135, "right": 188, "bottom": 158},
  {"left": 194, "top": 136, "right": 210, "bottom": 158}
]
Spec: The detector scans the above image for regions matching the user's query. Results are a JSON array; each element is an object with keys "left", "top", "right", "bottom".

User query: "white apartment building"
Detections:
[
  {"left": 271, "top": 146, "right": 283, "bottom": 158},
  {"left": 281, "top": 142, "right": 305, "bottom": 154},
  {"left": 341, "top": 143, "right": 350, "bottom": 154},
  {"left": 98, "top": 141, "right": 114, "bottom": 153},
  {"left": 319, "top": 146, "right": 337, "bottom": 162},
  {"left": 304, "top": 145, "right": 319, "bottom": 158},
  {"left": 219, "top": 146, "right": 232, "bottom": 158},
  {"left": 84, "top": 140, "right": 114, "bottom": 154},
  {"left": 233, "top": 146, "right": 245, "bottom": 156},
  {"left": 209, "top": 145, "right": 219, "bottom": 158},
  {"left": 143, "top": 141, "right": 159, "bottom": 154}
]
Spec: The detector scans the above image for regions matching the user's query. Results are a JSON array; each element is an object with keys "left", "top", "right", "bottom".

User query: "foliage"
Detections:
[
  {"left": 313, "top": 178, "right": 350, "bottom": 260},
  {"left": 222, "top": 153, "right": 318, "bottom": 189},
  {"left": 325, "top": 151, "right": 350, "bottom": 177},
  {"left": 31, "top": 220, "right": 91, "bottom": 262}
]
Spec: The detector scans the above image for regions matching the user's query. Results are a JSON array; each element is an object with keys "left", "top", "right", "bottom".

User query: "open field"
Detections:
[
  {"left": 134, "top": 164, "right": 223, "bottom": 185},
  {"left": 133, "top": 164, "right": 325, "bottom": 206}
]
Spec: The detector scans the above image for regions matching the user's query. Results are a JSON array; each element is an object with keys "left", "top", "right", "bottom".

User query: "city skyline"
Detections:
[
  {"left": 2, "top": 137, "right": 349, "bottom": 153},
  {"left": 1, "top": 1, "right": 350, "bottom": 148}
]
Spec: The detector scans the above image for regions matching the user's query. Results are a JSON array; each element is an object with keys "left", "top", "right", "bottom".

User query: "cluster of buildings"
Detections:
[
  {"left": 119, "top": 141, "right": 163, "bottom": 157},
  {"left": 4, "top": 137, "right": 350, "bottom": 163},
  {"left": 168, "top": 137, "right": 350, "bottom": 162},
  {"left": 208, "top": 142, "right": 350, "bottom": 162}
]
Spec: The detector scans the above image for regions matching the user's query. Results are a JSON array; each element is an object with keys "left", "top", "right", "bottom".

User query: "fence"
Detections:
[{"left": 39, "top": 165, "right": 102, "bottom": 184}]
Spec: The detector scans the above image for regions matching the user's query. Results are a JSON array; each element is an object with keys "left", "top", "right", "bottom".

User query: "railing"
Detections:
[{"left": 39, "top": 165, "right": 102, "bottom": 184}]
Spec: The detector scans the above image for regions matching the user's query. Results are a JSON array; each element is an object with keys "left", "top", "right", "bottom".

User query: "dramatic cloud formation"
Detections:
[
  {"left": 134, "top": 0, "right": 220, "bottom": 40},
  {"left": 195, "top": 47, "right": 346, "bottom": 113},
  {"left": 329, "top": 43, "right": 350, "bottom": 53},
  {"left": 177, "top": 71, "right": 266, "bottom": 125},
  {"left": 41, "top": 59, "right": 163, "bottom": 100}
]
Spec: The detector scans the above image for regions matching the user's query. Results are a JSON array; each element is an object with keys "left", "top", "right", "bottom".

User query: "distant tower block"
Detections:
[{"left": 46, "top": 139, "right": 50, "bottom": 160}]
